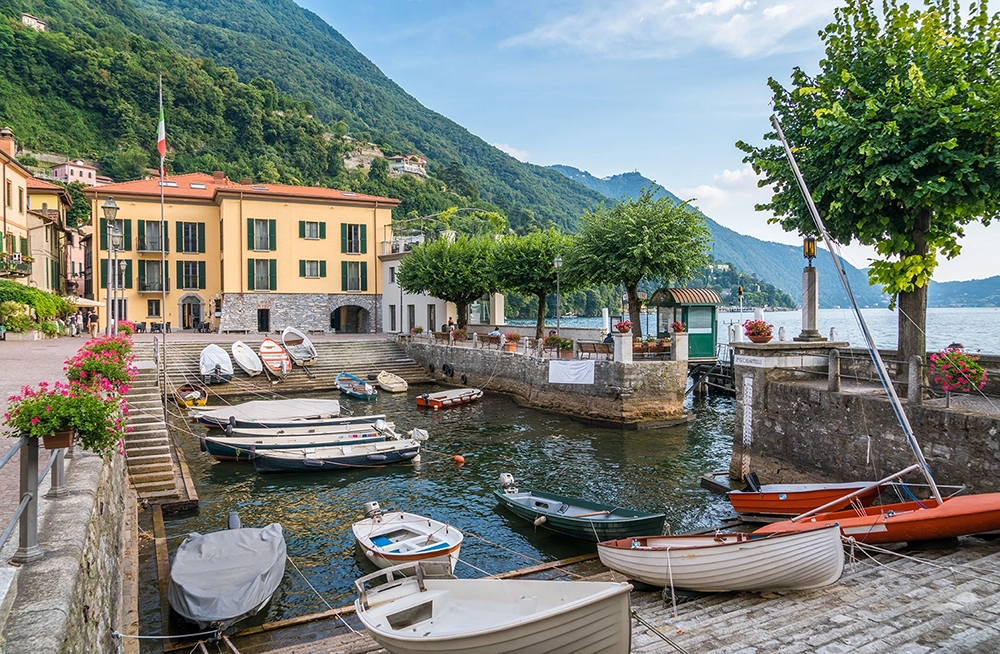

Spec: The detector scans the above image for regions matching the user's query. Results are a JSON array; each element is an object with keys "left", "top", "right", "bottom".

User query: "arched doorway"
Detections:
[
  {"left": 330, "top": 305, "right": 370, "bottom": 333},
  {"left": 179, "top": 294, "right": 204, "bottom": 331}
]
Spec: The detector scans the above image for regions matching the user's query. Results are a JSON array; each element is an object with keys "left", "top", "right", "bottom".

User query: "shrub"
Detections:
[
  {"left": 504, "top": 331, "right": 522, "bottom": 342},
  {"left": 5, "top": 313, "right": 33, "bottom": 333},
  {"left": 930, "top": 346, "right": 987, "bottom": 394},
  {"left": 452, "top": 328, "right": 467, "bottom": 340},
  {"left": 743, "top": 319, "right": 773, "bottom": 338},
  {"left": 544, "top": 335, "right": 573, "bottom": 350},
  {"left": 117, "top": 320, "right": 135, "bottom": 336},
  {"left": 0, "top": 281, "right": 73, "bottom": 318},
  {"left": 39, "top": 321, "right": 60, "bottom": 336},
  {"left": 411, "top": 326, "right": 424, "bottom": 334}
]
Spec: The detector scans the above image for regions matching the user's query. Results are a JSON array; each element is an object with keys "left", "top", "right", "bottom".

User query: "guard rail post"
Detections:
[
  {"left": 12, "top": 437, "right": 42, "bottom": 563},
  {"left": 828, "top": 348, "right": 841, "bottom": 393},
  {"left": 46, "top": 448, "right": 68, "bottom": 499},
  {"left": 908, "top": 355, "right": 923, "bottom": 406}
]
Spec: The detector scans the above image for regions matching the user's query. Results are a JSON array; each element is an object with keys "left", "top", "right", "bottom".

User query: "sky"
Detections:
[{"left": 297, "top": 0, "right": 998, "bottom": 282}]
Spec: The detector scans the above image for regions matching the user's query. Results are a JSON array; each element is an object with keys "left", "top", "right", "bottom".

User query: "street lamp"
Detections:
[
  {"left": 803, "top": 236, "right": 817, "bottom": 267},
  {"left": 554, "top": 256, "right": 563, "bottom": 332},
  {"left": 101, "top": 197, "right": 119, "bottom": 335},
  {"left": 110, "top": 224, "right": 123, "bottom": 335}
]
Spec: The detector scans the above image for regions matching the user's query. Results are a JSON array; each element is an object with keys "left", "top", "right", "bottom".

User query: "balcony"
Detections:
[
  {"left": 138, "top": 277, "right": 170, "bottom": 293},
  {"left": 136, "top": 236, "right": 169, "bottom": 253},
  {"left": 0, "top": 255, "right": 32, "bottom": 278}
]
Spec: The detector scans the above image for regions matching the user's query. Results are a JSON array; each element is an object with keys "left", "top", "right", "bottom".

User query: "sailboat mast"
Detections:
[{"left": 769, "top": 114, "right": 943, "bottom": 505}]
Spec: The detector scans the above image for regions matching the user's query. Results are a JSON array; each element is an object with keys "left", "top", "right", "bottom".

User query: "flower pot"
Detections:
[
  {"left": 43, "top": 430, "right": 75, "bottom": 450},
  {"left": 504, "top": 341, "right": 517, "bottom": 352},
  {"left": 748, "top": 334, "right": 772, "bottom": 344},
  {"left": 560, "top": 349, "right": 574, "bottom": 359}
]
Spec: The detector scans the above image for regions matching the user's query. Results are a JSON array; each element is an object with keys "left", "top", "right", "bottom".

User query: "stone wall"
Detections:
[
  {"left": 220, "top": 292, "right": 381, "bottom": 333},
  {"left": 404, "top": 342, "right": 689, "bottom": 427}
]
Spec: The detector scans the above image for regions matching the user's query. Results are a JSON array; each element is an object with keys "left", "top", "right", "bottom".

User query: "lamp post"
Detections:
[
  {"left": 110, "top": 224, "right": 123, "bottom": 335},
  {"left": 795, "top": 235, "right": 825, "bottom": 342},
  {"left": 101, "top": 197, "right": 119, "bottom": 336},
  {"left": 553, "top": 256, "right": 562, "bottom": 333}
]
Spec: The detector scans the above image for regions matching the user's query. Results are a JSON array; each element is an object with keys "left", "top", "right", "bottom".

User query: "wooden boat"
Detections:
[
  {"left": 728, "top": 474, "right": 882, "bottom": 519},
  {"left": 337, "top": 371, "right": 377, "bottom": 400},
  {"left": 281, "top": 326, "right": 317, "bottom": 366},
  {"left": 251, "top": 439, "right": 420, "bottom": 473},
  {"left": 199, "top": 344, "right": 234, "bottom": 384},
  {"left": 493, "top": 473, "right": 665, "bottom": 542},
  {"left": 174, "top": 382, "right": 209, "bottom": 407},
  {"left": 204, "top": 417, "right": 399, "bottom": 461},
  {"left": 231, "top": 340, "right": 263, "bottom": 377},
  {"left": 597, "top": 524, "right": 844, "bottom": 592},
  {"left": 223, "top": 415, "right": 394, "bottom": 439},
  {"left": 376, "top": 370, "right": 408, "bottom": 393},
  {"left": 352, "top": 502, "right": 463, "bottom": 572},
  {"left": 193, "top": 398, "right": 341, "bottom": 429},
  {"left": 168, "top": 513, "right": 286, "bottom": 633},
  {"left": 355, "top": 561, "right": 633, "bottom": 654},
  {"left": 259, "top": 337, "right": 291, "bottom": 378},
  {"left": 415, "top": 387, "right": 482, "bottom": 410}
]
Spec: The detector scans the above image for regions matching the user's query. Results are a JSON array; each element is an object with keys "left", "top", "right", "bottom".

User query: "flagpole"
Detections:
[{"left": 158, "top": 74, "right": 168, "bottom": 409}]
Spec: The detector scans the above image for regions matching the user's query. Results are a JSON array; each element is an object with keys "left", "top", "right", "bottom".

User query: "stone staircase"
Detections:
[{"left": 133, "top": 338, "right": 431, "bottom": 398}]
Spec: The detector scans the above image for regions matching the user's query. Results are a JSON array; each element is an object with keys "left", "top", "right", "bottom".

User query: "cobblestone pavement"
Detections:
[{"left": 0, "top": 336, "right": 89, "bottom": 529}]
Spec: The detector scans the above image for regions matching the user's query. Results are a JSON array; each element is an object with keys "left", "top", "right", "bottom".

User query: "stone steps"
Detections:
[{"left": 123, "top": 372, "right": 187, "bottom": 503}]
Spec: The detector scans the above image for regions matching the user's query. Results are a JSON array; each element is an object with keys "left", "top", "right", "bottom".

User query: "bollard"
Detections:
[
  {"left": 13, "top": 437, "right": 42, "bottom": 563},
  {"left": 907, "top": 355, "right": 922, "bottom": 406},
  {"left": 828, "top": 349, "right": 841, "bottom": 392},
  {"left": 46, "top": 448, "right": 68, "bottom": 498}
]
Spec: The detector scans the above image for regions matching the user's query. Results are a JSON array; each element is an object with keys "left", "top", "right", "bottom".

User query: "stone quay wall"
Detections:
[
  {"left": 404, "top": 343, "right": 689, "bottom": 427},
  {"left": 732, "top": 342, "right": 1000, "bottom": 492},
  {"left": 219, "top": 292, "right": 380, "bottom": 333}
]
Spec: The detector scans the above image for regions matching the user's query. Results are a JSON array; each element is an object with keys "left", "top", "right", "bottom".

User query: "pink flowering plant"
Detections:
[
  {"left": 670, "top": 320, "right": 686, "bottom": 333},
  {"left": 504, "top": 331, "right": 522, "bottom": 342},
  {"left": 743, "top": 319, "right": 773, "bottom": 338},
  {"left": 3, "top": 381, "right": 125, "bottom": 456},
  {"left": 929, "top": 346, "right": 987, "bottom": 394},
  {"left": 66, "top": 334, "right": 136, "bottom": 396},
  {"left": 615, "top": 320, "right": 632, "bottom": 333},
  {"left": 116, "top": 320, "right": 136, "bottom": 336}
]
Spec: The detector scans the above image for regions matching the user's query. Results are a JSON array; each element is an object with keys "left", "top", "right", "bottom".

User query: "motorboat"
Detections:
[
  {"left": 281, "top": 326, "right": 317, "bottom": 366},
  {"left": 376, "top": 370, "right": 408, "bottom": 393},
  {"left": 259, "top": 337, "right": 291, "bottom": 378},
  {"left": 251, "top": 438, "right": 421, "bottom": 473},
  {"left": 231, "top": 340, "right": 263, "bottom": 377},
  {"left": 352, "top": 502, "right": 462, "bottom": 572},
  {"left": 203, "top": 417, "right": 398, "bottom": 461},
  {"left": 199, "top": 344, "right": 234, "bottom": 384},
  {"left": 192, "top": 398, "right": 340, "bottom": 429},
  {"left": 337, "top": 371, "right": 377, "bottom": 400},
  {"left": 415, "top": 387, "right": 482, "bottom": 410},
  {"left": 728, "top": 472, "right": 882, "bottom": 520}
]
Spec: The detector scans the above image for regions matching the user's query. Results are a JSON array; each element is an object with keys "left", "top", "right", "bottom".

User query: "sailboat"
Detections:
[{"left": 754, "top": 115, "right": 1000, "bottom": 544}]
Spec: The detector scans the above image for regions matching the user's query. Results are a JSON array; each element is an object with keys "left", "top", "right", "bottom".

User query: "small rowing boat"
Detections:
[
  {"left": 231, "top": 340, "right": 263, "bottom": 377},
  {"left": 192, "top": 398, "right": 341, "bottom": 429},
  {"left": 352, "top": 502, "right": 463, "bottom": 572},
  {"left": 281, "top": 326, "right": 317, "bottom": 366},
  {"left": 728, "top": 472, "right": 881, "bottom": 520},
  {"left": 376, "top": 370, "right": 408, "bottom": 393},
  {"left": 251, "top": 439, "right": 420, "bottom": 473},
  {"left": 173, "top": 382, "right": 209, "bottom": 407},
  {"left": 204, "top": 417, "right": 399, "bottom": 461},
  {"left": 337, "top": 371, "right": 377, "bottom": 400},
  {"left": 416, "top": 387, "right": 482, "bottom": 410},
  {"left": 259, "top": 337, "right": 291, "bottom": 378}
]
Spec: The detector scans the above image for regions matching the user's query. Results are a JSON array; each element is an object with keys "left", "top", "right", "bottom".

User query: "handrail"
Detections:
[{"left": 0, "top": 436, "right": 69, "bottom": 563}]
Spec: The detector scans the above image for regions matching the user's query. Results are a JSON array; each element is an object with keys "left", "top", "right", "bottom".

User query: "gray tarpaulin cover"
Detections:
[
  {"left": 194, "top": 398, "right": 341, "bottom": 423},
  {"left": 168, "top": 523, "right": 286, "bottom": 627},
  {"left": 199, "top": 344, "right": 234, "bottom": 377}
]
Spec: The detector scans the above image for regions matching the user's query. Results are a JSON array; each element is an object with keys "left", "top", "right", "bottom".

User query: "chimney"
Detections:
[
  {"left": 240, "top": 177, "right": 252, "bottom": 185},
  {"left": 213, "top": 171, "right": 226, "bottom": 184},
  {"left": 0, "top": 127, "right": 14, "bottom": 158}
]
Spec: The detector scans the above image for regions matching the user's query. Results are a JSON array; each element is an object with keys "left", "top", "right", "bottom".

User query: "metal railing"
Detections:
[{"left": 0, "top": 437, "right": 68, "bottom": 563}]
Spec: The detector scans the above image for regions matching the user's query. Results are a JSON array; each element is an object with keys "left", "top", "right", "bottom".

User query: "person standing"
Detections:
[
  {"left": 87, "top": 310, "right": 99, "bottom": 338},
  {"left": 68, "top": 313, "right": 78, "bottom": 337}
]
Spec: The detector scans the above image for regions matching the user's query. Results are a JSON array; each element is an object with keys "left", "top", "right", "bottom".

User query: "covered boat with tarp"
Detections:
[
  {"left": 192, "top": 398, "right": 341, "bottom": 429},
  {"left": 199, "top": 344, "right": 234, "bottom": 384}
]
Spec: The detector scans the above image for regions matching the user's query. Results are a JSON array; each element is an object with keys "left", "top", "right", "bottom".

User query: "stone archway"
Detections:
[{"left": 330, "top": 305, "right": 370, "bottom": 333}]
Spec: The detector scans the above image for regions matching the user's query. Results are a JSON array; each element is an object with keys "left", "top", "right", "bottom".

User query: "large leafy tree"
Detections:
[
  {"left": 738, "top": 0, "right": 1000, "bottom": 371},
  {"left": 396, "top": 234, "right": 497, "bottom": 329},
  {"left": 495, "top": 228, "right": 574, "bottom": 338},
  {"left": 564, "top": 187, "right": 711, "bottom": 338}
]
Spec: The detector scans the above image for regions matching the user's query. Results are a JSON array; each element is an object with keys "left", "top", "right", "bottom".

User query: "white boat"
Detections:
[
  {"left": 231, "top": 340, "right": 263, "bottom": 377},
  {"left": 281, "top": 326, "right": 317, "bottom": 366},
  {"left": 168, "top": 513, "right": 286, "bottom": 633},
  {"left": 352, "top": 502, "right": 462, "bottom": 573},
  {"left": 224, "top": 415, "right": 396, "bottom": 439},
  {"left": 355, "top": 561, "right": 632, "bottom": 654},
  {"left": 260, "top": 337, "right": 291, "bottom": 378},
  {"left": 200, "top": 344, "right": 234, "bottom": 384},
  {"left": 205, "top": 419, "right": 400, "bottom": 461},
  {"left": 192, "top": 398, "right": 341, "bottom": 429},
  {"left": 251, "top": 439, "right": 422, "bottom": 473},
  {"left": 377, "top": 370, "right": 408, "bottom": 393},
  {"left": 596, "top": 523, "right": 844, "bottom": 592}
]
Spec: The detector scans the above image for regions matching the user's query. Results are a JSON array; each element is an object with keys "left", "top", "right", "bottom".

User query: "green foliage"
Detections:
[
  {"left": 55, "top": 181, "right": 91, "bottom": 227},
  {"left": 495, "top": 228, "right": 574, "bottom": 338},
  {"left": 396, "top": 234, "right": 497, "bottom": 329},
  {"left": 38, "top": 321, "right": 59, "bottom": 336},
  {"left": 4, "top": 312, "right": 33, "bottom": 333},
  {"left": 0, "top": 281, "right": 73, "bottom": 318}
]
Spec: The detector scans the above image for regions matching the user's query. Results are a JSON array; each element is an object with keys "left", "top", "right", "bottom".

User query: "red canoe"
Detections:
[
  {"left": 753, "top": 492, "right": 1000, "bottom": 544},
  {"left": 416, "top": 388, "right": 483, "bottom": 410},
  {"left": 728, "top": 482, "right": 882, "bottom": 519}
]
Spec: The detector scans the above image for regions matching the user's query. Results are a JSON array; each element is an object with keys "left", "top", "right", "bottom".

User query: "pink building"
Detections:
[{"left": 52, "top": 160, "right": 100, "bottom": 186}]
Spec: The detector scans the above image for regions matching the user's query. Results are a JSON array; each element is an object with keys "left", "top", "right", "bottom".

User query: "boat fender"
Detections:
[
  {"left": 744, "top": 471, "right": 762, "bottom": 493},
  {"left": 199, "top": 436, "right": 206, "bottom": 452},
  {"left": 225, "top": 424, "right": 234, "bottom": 437},
  {"left": 460, "top": 374, "right": 468, "bottom": 385},
  {"left": 429, "top": 363, "right": 435, "bottom": 373},
  {"left": 533, "top": 515, "right": 547, "bottom": 526},
  {"left": 227, "top": 512, "right": 242, "bottom": 530},
  {"left": 442, "top": 363, "right": 454, "bottom": 377},
  {"left": 367, "top": 453, "right": 387, "bottom": 462},
  {"left": 229, "top": 416, "right": 237, "bottom": 427}
]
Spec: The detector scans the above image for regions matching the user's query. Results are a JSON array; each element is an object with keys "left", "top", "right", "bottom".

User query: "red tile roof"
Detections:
[{"left": 26, "top": 177, "right": 72, "bottom": 206}]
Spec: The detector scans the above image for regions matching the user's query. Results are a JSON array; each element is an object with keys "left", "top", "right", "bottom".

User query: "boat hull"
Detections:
[
  {"left": 337, "top": 372, "right": 377, "bottom": 400},
  {"left": 598, "top": 524, "right": 844, "bottom": 592},
  {"left": 728, "top": 482, "right": 882, "bottom": 518},
  {"left": 282, "top": 326, "right": 317, "bottom": 366},
  {"left": 416, "top": 388, "right": 482, "bottom": 410},
  {"left": 754, "top": 493, "right": 1000, "bottom": 544},
  {"left": 231, "top": 341, "right": 263, "bottom": 377},
  {"left": 353, "top": 511, "right": 463, "bottom": 573},
  {"left": 356, "top": 571, "right": 632, "bottom": 654},
  {"left": 174, "top": 383, "right": 209, "bottom": 407},
  {"left": 259, "top": 337, "right": 291, "bottom": 378},
  {"left": 377, "top": 371, "right": 408, "bottom": 393},
  {"left": 252, "top": 440, "right": 419, "bottom": 473},
  {"left": 494, "top": 489, "right": 665, "bottom": 542},
  {"left": 204, "top": 431, "right": 387, "bottom": 461},
  {"left": 200, "top": 344, "right": 234, "bottom": 385}
]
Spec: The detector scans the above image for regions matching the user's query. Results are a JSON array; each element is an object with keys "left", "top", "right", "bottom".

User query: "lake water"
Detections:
[
  {"left": 516, "top": 307, "right": 1000, "bottom": 354},
  {"left": 149, "top": 390, "right": 737, "bottom": 634}
]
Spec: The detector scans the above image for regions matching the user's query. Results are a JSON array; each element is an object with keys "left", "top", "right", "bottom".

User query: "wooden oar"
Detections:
[{"left": 571, "top": 510, "right": 613, "bottom": 518}]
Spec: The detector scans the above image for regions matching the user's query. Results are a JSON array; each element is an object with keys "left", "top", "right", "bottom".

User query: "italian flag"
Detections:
[{"left": 156, "top": 103, "right": 166, "bottom": 158}]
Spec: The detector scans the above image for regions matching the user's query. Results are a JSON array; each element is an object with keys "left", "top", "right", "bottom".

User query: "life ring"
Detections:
[{"left": 442, "top": 363, "right": 455, "bottom": 377}]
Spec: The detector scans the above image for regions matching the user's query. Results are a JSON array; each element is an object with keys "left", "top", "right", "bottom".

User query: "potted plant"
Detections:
[
  {"left": 930, "top": 345, "right": 987, "bottom": 406},
  {"left": 452, "top": 328, "right": 467, "bottom": 341},
  {"left": 117, "top": 320, "right": 136, "bottom": 336},
  {"left": 3, "top": 381, "right": 125, "bottom": 455},
  {"left": 65, "top": 345, "right": 136, "bottom": 397},
  {"left": 743, "top": 319, "right": 773, "bottom": 343},
  {"left": 670, "top": 320, "right": 686, "bottom": 333},
  {"left": 504, "top": 331, "right": 521, "bottom": 352},
  {"left": 615, "top": 320, "right": 632, "bottom": 334},
  {"left": 411, "top": 326, "right": 424, "bottom": 335}
]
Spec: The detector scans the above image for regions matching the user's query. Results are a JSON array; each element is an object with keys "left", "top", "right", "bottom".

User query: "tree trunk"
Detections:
[
  {"left": 535, "top": 292, "right": 546, "bottom": 339},
  {"left": 626, "top": 284, "right": 642, "bottom": 338},
  {"left": 897, "top": 210, "right": 930, "bottom": 387},
  {"left": 456, "top": 303, "right": 468, "bottom": 330}
]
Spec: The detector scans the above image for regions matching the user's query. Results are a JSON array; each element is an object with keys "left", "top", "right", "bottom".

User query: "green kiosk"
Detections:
[{"left": 649, "top": 287, "right": 722, "bottom": 361}]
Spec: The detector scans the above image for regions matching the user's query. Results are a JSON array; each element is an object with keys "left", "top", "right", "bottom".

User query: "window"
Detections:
[
  {"left": 341, "top": 261, "right": 367, "bottom": 291},
  {"left": 303, "top": 221, "right": 319, "bottom": 239},
  {"left": 18, "top": 188, "right": 23, "bottom": 213},
  {"left": 427, "top": 305, "right": 436, "bottom": 332},
  {"left": 407, "top": 305, "right": 415, "bottom": 332},
  {"left": 254, "top": 219, "right": 269, "bottom": 250},
  {"left": 341, "top": 223, "right": 366, "bottom": 254},
  {"left": 140, "top": 260, "right": 163, "bottom": 292},
  {"left": 304, "top": 260, "right": 319, "bottom": 278},
  {"left": 182, "top": 222, "right": 200, "bottom": 253},
  {"left": 389, "top": 266, "right": 396, "bottom": 284},
  {"left": 248, "top": 218, "right": 275, "bottom": 251},
  {"left": 88, "top": 172, "right": 92, "bottom": 179},
  {"left": 389, "top": 305, "right": 396, "bottom": 332},
  {"left": 182, "top": 261, "right": 200, "bottom": 289},
  {"left": 147, "top": 299, "right": 161, "bottom": 317},
  {"left": 141, "top": 221, "right": 164, "bottom": 251},
  {"left": 255, "top": 259, "right": 270, "bottom": 290},
  {"left": 4, "top": 181, "right": 9, "bottom": 206}
]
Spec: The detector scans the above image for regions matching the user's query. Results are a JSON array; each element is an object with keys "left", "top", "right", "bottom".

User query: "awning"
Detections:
[
  {"left": 68, "top": 296, "right": 104, "bottom": 308},
  {"left": 649, "top": 288, "right": 723, "bottom": 307}
]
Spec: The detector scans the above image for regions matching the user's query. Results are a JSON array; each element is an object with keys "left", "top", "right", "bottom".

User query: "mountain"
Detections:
[
  {"left": 928, "top": 277, "right": 1000, "bottom": 307},
  {"left": 550, "top": 165, "right": 888, "bottom": 308}
]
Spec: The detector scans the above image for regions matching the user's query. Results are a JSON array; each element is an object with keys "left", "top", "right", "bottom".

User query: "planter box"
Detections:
[{"left": 5, "top": 330, "right": 40, "bottom": 341}]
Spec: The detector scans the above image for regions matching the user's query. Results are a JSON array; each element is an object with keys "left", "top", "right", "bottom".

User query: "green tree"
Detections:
[
  {"left": 58, "top": 181, "right": 91, "bottom": 228},
  {"left": 565, "top": 187, "right": 711, "bottom": 338},
  {"left": 737, "top": 0, "right": 1000, "bottom": 372},
  {"left": 495, "top": 228, "right": 574, "bottom": 338},
  {"left": 396, "top": 234, "right": 497, "bottom": 329}
]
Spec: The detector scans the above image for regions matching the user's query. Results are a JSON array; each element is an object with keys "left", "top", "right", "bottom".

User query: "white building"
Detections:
[
  {"left": 387, "top": 155, "right": 428, "bottom": 178},
  {"left": 21, "top": 14, "right": 47, "bottom": 31}
]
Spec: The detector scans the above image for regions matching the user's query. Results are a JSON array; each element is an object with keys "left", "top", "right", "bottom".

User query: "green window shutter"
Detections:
[
  {"left": 298, "top": 221, "right": 305, "bottom": 238},
  {"left": 138, "top": 260, "right": 146, "bottom": 285},
  {"left": 198, "top": 223, "right": 206, "bottom": 253},
  {"left": 122, "top": 220, "right": 132, "bottom": 251},
  {"left": 100, "top": 259, "right": 107, "bottom": 289},
  {"left": 360, "top": 261, "right": 368, "bottom": 291},
  {"left": 247, "top": 259, "right": 255, "bottom": 291},
  {"left": 125, "top": 260, "right": 133, "bottom": 289},
  {"left": 269, "top": 259, "right": 277, "bottom": 290},
  {"left": 198, "top": 261, "right": 206, "bottom": 289},
  {"left": 319, "top": 222, "right": 326, "bottom": 239},
  {"left": 137, "top": 220, "right": 145, "bottom": 247},
  {"left": 247, "top": 219, "right": 254, "bottom": 250},
  {"left": 268, "top": 219, "right": 276, "bottom": 251},
  {"left": 176, "top": 221, "right": 183, "bottom": 253},
  {"left": 20, "top": 236, "right": 27, "bottom": 256},
  {"left": 341, "top": 261, "right": 348, "bottom": 291},
  {"left": 340, "top": 223, "right": 347, "bottom": 253},
  {"left": 299, "top": 259, "right": 306, "bottom": 277},
  {"left": 319, "top": 260, "right": 327, "bottom": 278},
  {"left": 100, "top": 219, "right": 107, "bottom": 251},
  {"left": 360, "top": 224, "right": 367, "bottom": 254},
  {"left": 176, "top": 261, "right": 183, "bottom": 289}
]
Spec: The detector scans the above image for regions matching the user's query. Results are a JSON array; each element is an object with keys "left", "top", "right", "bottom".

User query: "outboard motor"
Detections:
[
  {"left": 744, "top": 471, "right": 762, "bottom": 493},
  {"left": 363, "top": 501, "right": 383, "bottom": 520},
  {"left": 227, "top": 511, "right": 242, "bottom": 530},
  {"left": 499, "top": 472, "right": 518, "bottom": 495}
]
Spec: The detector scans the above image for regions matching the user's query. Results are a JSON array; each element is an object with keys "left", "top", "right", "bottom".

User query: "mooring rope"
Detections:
[
  {"left": 461, "top": 531, "right": 584, "bottom": 578},
  {"left": 631, "top": 610, "right": 691, "bottom": 654},
  {"left": 845, "top": 537, "right": 1000, "bottom": 587},
  {"left": 285, "top": 554, "right": 360, "bottom": 634}
]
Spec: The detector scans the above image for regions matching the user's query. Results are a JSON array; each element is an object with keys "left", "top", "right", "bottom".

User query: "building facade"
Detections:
[
  {"left": 0, "top": 128, "right": 33, "bottom": 282},
  {"left": 51, "top": 160, "right": 101, "bottom": 187},
  {"left": 85, "top": 172, "right": 397, "bottom": 333},
  {"left": 25, "top": 178, "right": 72, "bottom": 294}
]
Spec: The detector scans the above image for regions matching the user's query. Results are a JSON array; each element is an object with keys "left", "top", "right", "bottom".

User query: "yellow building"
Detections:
[
  {"left": 85, "top": 172, "right": 397, "bottom": 333},
  {"left": 0, "top": 128, "right": 33, "bottom": 282},
  {"left": 26, "top": 177, "right": 72, "bottom": 295}
]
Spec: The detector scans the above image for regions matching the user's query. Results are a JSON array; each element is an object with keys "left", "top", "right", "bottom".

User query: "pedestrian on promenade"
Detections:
[
  {"left": 87, "top": 310, "right": 99, "bottom": 338},
  {"left": 68, "top": 313, "right": 78, "bottom": 337}
]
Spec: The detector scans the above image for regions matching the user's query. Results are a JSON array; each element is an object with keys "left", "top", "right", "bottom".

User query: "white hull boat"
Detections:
[
  {"left": 224, "top": 415, "right": 396, "bottom": 439},
  {"left": 353, "top": 503, "right": 462, "bottom": 573},
  {"left": 251, "top": 439, "right": 421, "bottom": 473},
  {"left": 192, "top": 398, "right": 341, "bottom": 429},
  {"left": 200, "top": 344, "right": 234, "bottom": 384},
  {"left": 231, "top": 340, "right": 263, "bottom": 377},
  {"left": 377, "top": 370, "right": 408, "bottom": 393},
  {"left": 597, "top": 523, "right": 844, "bottom": 592},
  {"left": 355, "top": 561, "right": 633, "bottom": 654},
  {"left": 281, "top": 326, "right": 317, "bottom": 366},
  {"left": 260, "top": 337, "right": 291, "bottom": 378}
]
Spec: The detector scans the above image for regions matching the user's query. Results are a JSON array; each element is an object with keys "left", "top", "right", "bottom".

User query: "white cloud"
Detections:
[
  {"left": 502, "top": 0, "right": 839, "bottom": 59},
  {"left": 493, "top": 143, "right": 531, "bottom": 162}
]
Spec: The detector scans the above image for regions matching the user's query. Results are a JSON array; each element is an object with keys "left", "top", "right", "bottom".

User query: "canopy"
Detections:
[{"left": 68, "top": 296, "right": 104, "bottom": 308}]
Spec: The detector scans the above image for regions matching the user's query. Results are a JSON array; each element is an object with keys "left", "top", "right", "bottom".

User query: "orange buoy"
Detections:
[{"left": 453, "top": 455, "right": 465, "bottom": 465}]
